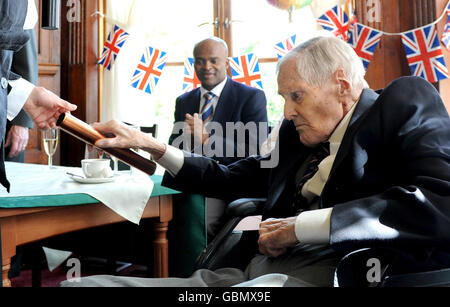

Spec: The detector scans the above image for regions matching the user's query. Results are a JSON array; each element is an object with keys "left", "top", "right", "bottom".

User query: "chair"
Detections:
[
  {"left": 194, "top": 198, "right": 265, "bottom": 271},
  {"left": 194, "top": 198, "right": 450, "bottom": 287}
]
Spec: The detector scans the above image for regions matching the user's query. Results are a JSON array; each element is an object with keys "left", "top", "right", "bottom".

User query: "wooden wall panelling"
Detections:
[
  {"left": 356, "top": 0, "right": 436, "bottom": 91},
  {"left": 60, "top": 0, "right": 99, "bottom": 167},
  {"left": 436, "top": 0, "right": 450, "bottom": 113}
]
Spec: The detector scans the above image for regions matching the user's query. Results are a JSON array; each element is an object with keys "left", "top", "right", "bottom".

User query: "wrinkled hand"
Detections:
[
  {"left": 258, "top": 216, "right": 299, "bottom": 258},
  {"left": 185, "top": 113, "right": 209, "bottom": 144},
  {"left": 5, "top": 125, "right": 29, "bottom": 158},
  {"left": 92, "top": 120, "right": 141, "bottom": 149},
  {"left": 92, "top": 120, "right": 166, "bottom": 160},
  {"left": 23, "top": 87, "right": 77, "bottom": 129}
]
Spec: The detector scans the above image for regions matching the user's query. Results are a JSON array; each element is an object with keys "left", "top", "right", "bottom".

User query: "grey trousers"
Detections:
[{"left": 60, "top": 244, "right": 341, "bottom": 287}]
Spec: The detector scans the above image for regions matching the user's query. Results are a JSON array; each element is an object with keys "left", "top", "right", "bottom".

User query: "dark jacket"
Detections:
[
  {"left": 163, "top": 76, "right": 450, "bottom": 273},
  {"left": 168, "top": 77, "right": 268, "bottom": 165}
]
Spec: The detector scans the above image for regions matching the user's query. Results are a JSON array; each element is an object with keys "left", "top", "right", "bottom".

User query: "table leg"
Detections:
[
  {"left": 2, "top": 263, "right": 11, "bottom": 287},
  {"left": 152, "top": 221, "right": 168, "bottom": 278}
]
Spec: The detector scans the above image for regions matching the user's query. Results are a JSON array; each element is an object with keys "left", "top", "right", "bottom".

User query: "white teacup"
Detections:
[{"left": 81, "top": 159, "right": 113, "bottom": 178}]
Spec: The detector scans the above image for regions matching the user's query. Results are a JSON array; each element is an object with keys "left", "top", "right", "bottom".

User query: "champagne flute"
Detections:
[
  {"left": 42, "top": 128, "right": 59, "bottom": 169},
  {"left": 111, "top": 155, "right": 119, "bottom": 175}
]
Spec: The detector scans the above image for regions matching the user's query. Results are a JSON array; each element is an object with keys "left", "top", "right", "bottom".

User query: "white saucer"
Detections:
[{"left": 69, "top": 175, "right": 115, "bottom": 184}]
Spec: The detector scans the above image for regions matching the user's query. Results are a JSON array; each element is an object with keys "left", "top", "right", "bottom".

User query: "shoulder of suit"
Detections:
[{"left": 176, "top": 87, "right": 200, "bottom": 102}]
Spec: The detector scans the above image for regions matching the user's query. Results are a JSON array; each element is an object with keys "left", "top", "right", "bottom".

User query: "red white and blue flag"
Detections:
[
  {"left": 274, "top": 34, "right": 297, "bottom": 59},
  {"left": 347, "top": 23, "right": 382, "bottom": 70},
  {"left": 401, "top": 24, "right": 449, "bottom": 83},
  {"left": 182, "top": 57, "right": 201, "bottom": 93},
  {"left": 317, "top": 5, "right": 350, "bottom": 41},
  {"left": 441, "top": 3, "right": 450, "bottom": 50},
  {"left": 131, "top": 46, "right": 168, "bottom": 95},
  {"left": 229, "top": 53, "right": 263, "bottom": 90},
  {"left": 98, "top": 24, "right": 130, "bottom": 70}
]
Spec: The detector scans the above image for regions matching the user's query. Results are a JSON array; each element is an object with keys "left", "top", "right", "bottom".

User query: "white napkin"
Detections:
[
  {"left": 1, "top": 162, "right": 154, "bottom": 224},
  {"left": 42, "top": 247, "right": 73, "bottom": 272}
]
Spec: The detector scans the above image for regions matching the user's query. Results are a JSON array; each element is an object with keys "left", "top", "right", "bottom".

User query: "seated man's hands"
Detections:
[
  {"left": 5, "top": 125, "right": 29, "bottom": 158},
  {"left": 23, "top": 87, "right": 77, "bottom": 129},
  {"left": 92, "top": 120, "right": 166, "bottom": 160},
  {"left": 258, "top": 216, "right": 299, "bottom": 258},
  {"left": 185, "top": 113, "right": 209, "bottom": 144}
]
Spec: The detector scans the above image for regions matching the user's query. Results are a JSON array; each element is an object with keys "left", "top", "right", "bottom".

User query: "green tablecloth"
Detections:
[
  {"left": 0, "top": 172, "right": 206, "bottom": 278},
  {"left": 0, "top": 175, "right": 179, "bottom": 208}
]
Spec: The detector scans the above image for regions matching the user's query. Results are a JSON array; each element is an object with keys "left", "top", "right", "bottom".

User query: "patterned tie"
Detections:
[
  {"left": 201, "top": 92, "right": 215, "bottom": 124},
  {"left": 292, "top": 142, "right": 330, "bottom": 214}
]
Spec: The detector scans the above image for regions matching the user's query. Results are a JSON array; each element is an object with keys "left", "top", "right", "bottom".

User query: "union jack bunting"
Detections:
[
  {"left": 98, "top": 24, "right": 130, "bottom": 70},
  {"left": 317, "top": 5, "right": 350, "bottom": 41},
  {"left": 347, "top": 23, "right": 382, "bottom": 70},
  {"left": 182, "top": 57, "right": 201, "bottom": 93},
  {"left": 131, "top": 46, "right": 168, "bottom": 95},
  {"left": 401, "top": 25, "right": 449, "bottom": 83},
  {"left": 441, "top": 3, "right": 450, "bottom": 50},
  {"left": 274, "top": 34, "right": 297, "bottom": 59},
  {"left": 229, "top": 53, "right": 263, "bottom": 90}
]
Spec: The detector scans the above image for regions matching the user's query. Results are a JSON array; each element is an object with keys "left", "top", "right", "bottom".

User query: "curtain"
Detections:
[{"left": 101, "top": 0, "right": 158, "bottom": 126}]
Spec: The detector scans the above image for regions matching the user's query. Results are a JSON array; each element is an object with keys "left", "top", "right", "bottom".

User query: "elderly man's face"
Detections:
[
  {"left": 278, "top": 57, "right": 345, "bottom": 147},
  {"left": 194, "top": 40, "right": 229, "bottom": 90}
]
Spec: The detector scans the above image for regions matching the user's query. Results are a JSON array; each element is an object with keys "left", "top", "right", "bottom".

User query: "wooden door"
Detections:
[{"left": 25, "top": 0, "right": 62, "bottom": 165}]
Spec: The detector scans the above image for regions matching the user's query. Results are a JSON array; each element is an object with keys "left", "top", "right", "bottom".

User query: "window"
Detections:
[{"left": 101, "top": 0, "right": 328, "bottom": 156}]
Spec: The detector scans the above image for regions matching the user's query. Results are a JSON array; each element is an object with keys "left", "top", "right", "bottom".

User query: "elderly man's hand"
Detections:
[
  {"left": 258, "top": 216, "right": 299, "bottom": 258},
  {"left": 23, "top": 87, "right": 77, "bottom": 129},
  {"left": 92, "top": 120, "right": 166, "bottom": 160},
  {"left": 5, "top": 125, "right": 29, "bottom": 158}
]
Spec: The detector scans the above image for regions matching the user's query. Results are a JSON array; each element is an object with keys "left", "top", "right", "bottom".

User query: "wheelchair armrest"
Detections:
[{"left": 226, "top": 198, "right": 266, "bottom": 217}]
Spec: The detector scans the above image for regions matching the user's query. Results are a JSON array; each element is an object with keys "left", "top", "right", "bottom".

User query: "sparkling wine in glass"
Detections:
[{"left": 42, "top": 128, "right": 59, "bottom": 169}]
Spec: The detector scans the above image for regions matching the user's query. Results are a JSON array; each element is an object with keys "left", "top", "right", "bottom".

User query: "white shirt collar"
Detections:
[
  {"left": 327, "top": 100, "right": 359, "bottom": 156},
  {"left": 200, "top": 77, "right": 228, "bottom": 99}
]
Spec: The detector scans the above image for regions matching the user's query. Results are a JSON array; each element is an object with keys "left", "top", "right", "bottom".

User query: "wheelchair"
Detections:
[{"left": 194, "top": 198, "right": 450, "bottom": 287}]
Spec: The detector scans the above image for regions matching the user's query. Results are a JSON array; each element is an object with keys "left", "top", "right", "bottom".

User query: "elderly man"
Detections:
[{"left": 63, "top": 36, "right": 450, "bottom": 287}]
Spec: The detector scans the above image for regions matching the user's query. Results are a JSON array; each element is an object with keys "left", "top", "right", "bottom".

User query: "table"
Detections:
[{"left": 0, "top": 174, "right": 179, "bottom": 287}]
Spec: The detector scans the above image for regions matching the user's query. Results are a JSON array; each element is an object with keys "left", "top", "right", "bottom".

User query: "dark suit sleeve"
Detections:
[
  {"left": 162, "top": 153, "right": 271, "bottom": 201},
  {"left": 330, "top": 77, "right": 450, "bottom": 253},
  {"left": 168, "top": 96, "right": 184, "bottom": 146},
  {"left": 8, "top": 29, "right": 37, "bottom": 129},
  {"left": 216, "top": 88, "right": 268, "bottom": 165}
]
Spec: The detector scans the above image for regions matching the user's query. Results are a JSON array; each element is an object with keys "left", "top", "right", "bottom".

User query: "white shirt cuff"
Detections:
[
  {"left": 295, "top": 207, "right": 332, "bottom": 244},
  {"left": 7, "top": 78, "right": 35, "bottom": 121},
  {"left": 155, "top": 145, "right": 184, "bottom": 177}
]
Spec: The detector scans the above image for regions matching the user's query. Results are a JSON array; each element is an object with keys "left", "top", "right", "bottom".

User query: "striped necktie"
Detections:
[
  {"left": 201, "top": 92, "right": 215, "bottom": 123},
  {"left": 292, "top": 142, "right": 330, "bottom": 214}
]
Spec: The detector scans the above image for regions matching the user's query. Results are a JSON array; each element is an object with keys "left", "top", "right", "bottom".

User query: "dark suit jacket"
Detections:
[
  {"left": 168, "top": 77, "right": 268, "bottom": 165},
  {"left": 163, "top": 76, "right": 450, "bottom": 272},
  {"left": 6, "top": 29, "right": 37, "bottom": 162}
]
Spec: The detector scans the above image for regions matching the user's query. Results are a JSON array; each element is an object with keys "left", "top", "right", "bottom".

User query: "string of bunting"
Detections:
[{"left": 96, "top": 0, "right": 450, "bottom": 97}]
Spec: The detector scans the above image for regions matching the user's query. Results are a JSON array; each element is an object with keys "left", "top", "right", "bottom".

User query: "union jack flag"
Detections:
[
  {"left": 317, "top": 5, "right": 350, "bottom": 41},
  {"left": 229, "top": 53, "right": 263, "bottom": 90},
  {"left": 130, "top": 46, "right": 168, "bottom": 95},
  {"left": 274, "top": 34, "right": 297, "bottom": 59},
  {"left": 401, "top": 25, "right": 449, "bottom": 83},
  {"left": 98, "top": 24, "right": 130, "bottom": 70},
  {"left": 347, "top": 23, "right": 382, "bottom": 70},
  {"left": 182, "top": 57, "right": 201, "bottom": 93},
  {"left": 441, "top": 3, "right": 450, "bottom": 50}
]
